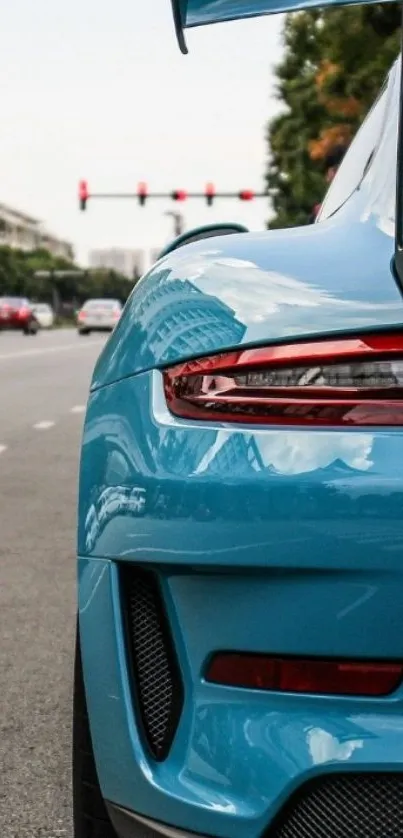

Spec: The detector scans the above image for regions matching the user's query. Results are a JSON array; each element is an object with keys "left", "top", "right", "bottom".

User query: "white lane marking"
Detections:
[
  {"left": 33, "top": 420, "right": 55, "bottom": 430},
  {"left": 0, "top": 444, "right": 7, "bottom": 454},
  {"left": 0, "top": 340, "right": 104, "bottom": 362},
  {"left": 70, "top": 405, "right": 85, "bottom": 414}
]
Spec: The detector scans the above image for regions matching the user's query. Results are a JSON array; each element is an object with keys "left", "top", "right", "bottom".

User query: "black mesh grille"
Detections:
[
  {"left": 121, "top": 566, "right": 184, "bottom": 761},
  {"left": 270, "top": 773, "right": 403, "bottom": 838}
]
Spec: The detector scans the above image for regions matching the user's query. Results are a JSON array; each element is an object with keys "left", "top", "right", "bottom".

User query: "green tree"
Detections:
[
  {"left": 266, "top": 4, "right": 400, "bottom": 229},
  {"left": 266, "top": 11, "right": 328, "bottom": 228},
  {"left": 0, "top": 246, "right": 135, "bottom": 317}
]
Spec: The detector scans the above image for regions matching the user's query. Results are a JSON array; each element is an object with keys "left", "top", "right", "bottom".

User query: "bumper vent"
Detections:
[
  {"left": 121, "top": 566, "right": 183, "bottom": 761},
  {"left": 270, "top": 773, "right": 403, "bottom": 837}
]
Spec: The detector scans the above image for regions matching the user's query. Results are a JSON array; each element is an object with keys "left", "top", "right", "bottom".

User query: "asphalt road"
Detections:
[{"left": 0, "top": 328, "right": 107, "bottom": 838}]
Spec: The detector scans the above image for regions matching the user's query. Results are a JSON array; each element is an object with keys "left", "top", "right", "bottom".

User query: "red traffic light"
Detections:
[
  {"left": 172, "top": 190, "right": 187, "bottom": 202},
  {"left": 205, "top": 182, "right": 216, "bottom": 206},
  {"left": 79, "top": 180, "right": 89, "bottom": 211},
  {"left": 239, "top": 189, "right": 254, "bottom": 201},
  {"left": 137, "top": 182, "right": 148, "bottom": 206}
]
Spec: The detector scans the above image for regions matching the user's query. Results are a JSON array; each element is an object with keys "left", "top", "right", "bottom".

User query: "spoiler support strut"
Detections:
[{"left": 170, "top": 0, "right": 188, "bottom": 53}]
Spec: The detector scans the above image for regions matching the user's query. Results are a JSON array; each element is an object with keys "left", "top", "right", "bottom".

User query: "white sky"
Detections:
[{"left": 0, "top": 0, "right": 284, "bottom": 264}]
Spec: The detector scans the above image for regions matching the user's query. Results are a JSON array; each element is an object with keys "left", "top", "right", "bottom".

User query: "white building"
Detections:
[
  {"left": 90, "top": 248, "right": 146, "bottom": 279},
  {"left": 40, "top": 231, "right": 74, "bottom": 261},
  {"left": 0, "top": 202, "right": 74, "bottom": 261}
]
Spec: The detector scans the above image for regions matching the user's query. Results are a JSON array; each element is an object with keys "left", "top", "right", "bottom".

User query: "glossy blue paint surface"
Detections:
[
  {"left": 79, "top": 552, "right": 403, "bottom": 838},
  {"left": 78, "top": 368, "right": 403, "bottom": 834},
  {"left": 180, "top": 0, "right": 395, "bottom": 28},
  {"left": 80, "top": 371, "right": 403, "bottom": 579},
  {"left": 92, "top": 187, "right": 402, "bottom": 393},
  {"left": 78, "top": 57, "right": 403, "bottom": 836}
]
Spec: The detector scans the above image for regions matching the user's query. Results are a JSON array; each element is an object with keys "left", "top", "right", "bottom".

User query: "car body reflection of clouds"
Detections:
[
  {"left": 84, "top": 486, "right": 147, "bottom": 553},
  {"left": 92, "top": 198, "right": 403, "bottom": 391},
  {"left": 188, "top": 703, "right": 375, "bottom": 807},
  {"left": 80, "top": 371, "right": 403, "bottom": 561},
  {"left": 361, "top": 59, "right": 398, "bottom": 238},
  {"left": 306, "top": 728, "right": 364, "bottom": 765}
]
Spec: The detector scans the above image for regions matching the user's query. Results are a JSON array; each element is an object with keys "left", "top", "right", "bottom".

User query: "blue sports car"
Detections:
[{"left": 74, "top": 3, "right": 403, "bottom": 837}]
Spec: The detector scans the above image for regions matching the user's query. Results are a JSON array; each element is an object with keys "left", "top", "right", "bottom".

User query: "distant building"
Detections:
[
  {"left": 40, "top": 232, "right": 74, "bottom": 262},
  {"left": 0, "top": 202, "right": 74, "bottom": 261},
  {"left": 89, "top": 248, "right": 146, "bottom": 279}
]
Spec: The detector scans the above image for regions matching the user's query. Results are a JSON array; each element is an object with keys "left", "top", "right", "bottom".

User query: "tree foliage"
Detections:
[
  {"left": 0, "top": 246, "right": 135, "bottom": 315},
  {"left": 266, "top": 5, "right": 400, "bottom": 228}
]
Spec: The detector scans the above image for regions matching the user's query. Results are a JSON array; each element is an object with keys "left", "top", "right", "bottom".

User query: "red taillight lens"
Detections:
[
  {"left": 78, "top": 311, "right": 86, "bottom": 321},
  {"left": 163, "top": 335, "right": 403, "bottom": 426},
  {"left": 206, "top": 653, "right": 403, "bottom": 697}
]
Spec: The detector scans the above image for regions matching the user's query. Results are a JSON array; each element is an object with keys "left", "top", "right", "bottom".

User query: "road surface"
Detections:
[{"left": 0, "top": 328, "right": 107, "bottom": 838}]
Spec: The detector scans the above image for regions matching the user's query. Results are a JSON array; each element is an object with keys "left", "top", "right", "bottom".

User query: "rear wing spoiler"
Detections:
[{"left": 171, "top": 0, "right": 395, "bottom": 53}]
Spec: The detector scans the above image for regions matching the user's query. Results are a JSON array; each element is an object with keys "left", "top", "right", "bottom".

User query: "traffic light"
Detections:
[
  {"left": 137, "top": 182, "right": 148, "bottom": 206},
  {"left": 79, "top": 180, "right": 89, "bottom": 211},
  {"left": 172, "top": 190, "right": 187, "bottom": 202},
  {"left": 239, "top": 189, "right": 255, "bottom": 201},
  {"left": 205, "top": 182, "right": 216, "bottom": 206}
]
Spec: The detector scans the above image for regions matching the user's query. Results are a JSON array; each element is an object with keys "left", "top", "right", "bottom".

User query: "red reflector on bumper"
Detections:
[{"left": 206, "top": 654, "right": 403, "bottom": 697}]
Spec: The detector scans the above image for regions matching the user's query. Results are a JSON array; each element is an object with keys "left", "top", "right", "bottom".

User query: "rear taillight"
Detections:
[
  {"left": 78, "top": 311, "right": 86, "bottom": 321},
  {"left": 163, "top": 334, "right": 403, "bottom": 426},
  {"left": 206, "top": 653, "right": 403, "bottom": 697}
]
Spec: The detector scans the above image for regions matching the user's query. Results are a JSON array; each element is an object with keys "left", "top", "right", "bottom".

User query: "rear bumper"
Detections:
[
  {"left": 78, "top": 319, "right": 116, "bottom": 330},
  {"left": 107, "top": 775, "right": 403, "bottom": 837},
  {"left": 78, "top": 556, "right": 403, "bottom": 838},
  {"left": 78, "top": 325, "right": 114, "bottom": 331},
  {"left": 107, "top": 803, "right": 209, "bottom": 837},
  {"left": 0, "top": 321, "right": 28, "bottom": 329},
  {"left": 78, "top": 371, "right": 403, "bottom": 838}
]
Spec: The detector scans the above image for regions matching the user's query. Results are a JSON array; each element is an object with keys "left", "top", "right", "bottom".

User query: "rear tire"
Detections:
[
  {"left": 78, "top": 329, "right": 90, "bottom": 336},
  {"left": 73, "top": 623, "right": 117, "bottom": 838}
]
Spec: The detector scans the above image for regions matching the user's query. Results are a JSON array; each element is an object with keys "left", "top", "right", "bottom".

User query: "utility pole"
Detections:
[{"left": 164, "top": 210, "right": 184, "bottom": 238}]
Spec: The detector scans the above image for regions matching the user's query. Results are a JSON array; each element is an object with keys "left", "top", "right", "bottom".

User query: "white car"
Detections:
[
  {"left": 77, "top": 299, "right": 122, "bottom": 335},
  {"left": 32, "top": 303, "right": 55, "bottom": 329}
]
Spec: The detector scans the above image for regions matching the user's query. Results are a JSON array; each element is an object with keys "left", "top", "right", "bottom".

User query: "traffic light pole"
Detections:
[{"left": 78, "top": 181, "right": 266, "bottom": 211}]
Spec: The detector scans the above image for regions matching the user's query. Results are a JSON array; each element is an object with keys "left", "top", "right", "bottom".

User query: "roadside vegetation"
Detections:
[
  {"left": 0, "top": 246, "right": 136, "bottom": 321},
  {"left": 267, "top": 4, "right": 400, "bottom": 227}
]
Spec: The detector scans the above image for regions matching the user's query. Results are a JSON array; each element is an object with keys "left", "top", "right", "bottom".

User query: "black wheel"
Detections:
[
  {"left": 78, "top": 329, "right": 90, "bottom": 336},
  {"left": 73, "top": 623, "right": 117, "bottom": 838},
  {"left": 23, "top": 321, "right": 39, "bottom": 335}
]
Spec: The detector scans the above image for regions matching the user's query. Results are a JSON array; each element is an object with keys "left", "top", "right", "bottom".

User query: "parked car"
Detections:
[
  {"left": 32, "top": 302, "right": 54, "bottom": 329},
  {"left": 77, "top": 298, "right": 122, "bottom": 335},
  {"left": 74, "top": 6, "right": 403, "bottom": 838},
  {"left": 0, "top": 297, "right": 39, "bottom": 334}
]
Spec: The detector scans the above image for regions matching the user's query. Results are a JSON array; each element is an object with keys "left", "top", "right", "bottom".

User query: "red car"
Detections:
[{"left": 0, "top": 297, "right": 39, "bottom": 335}]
